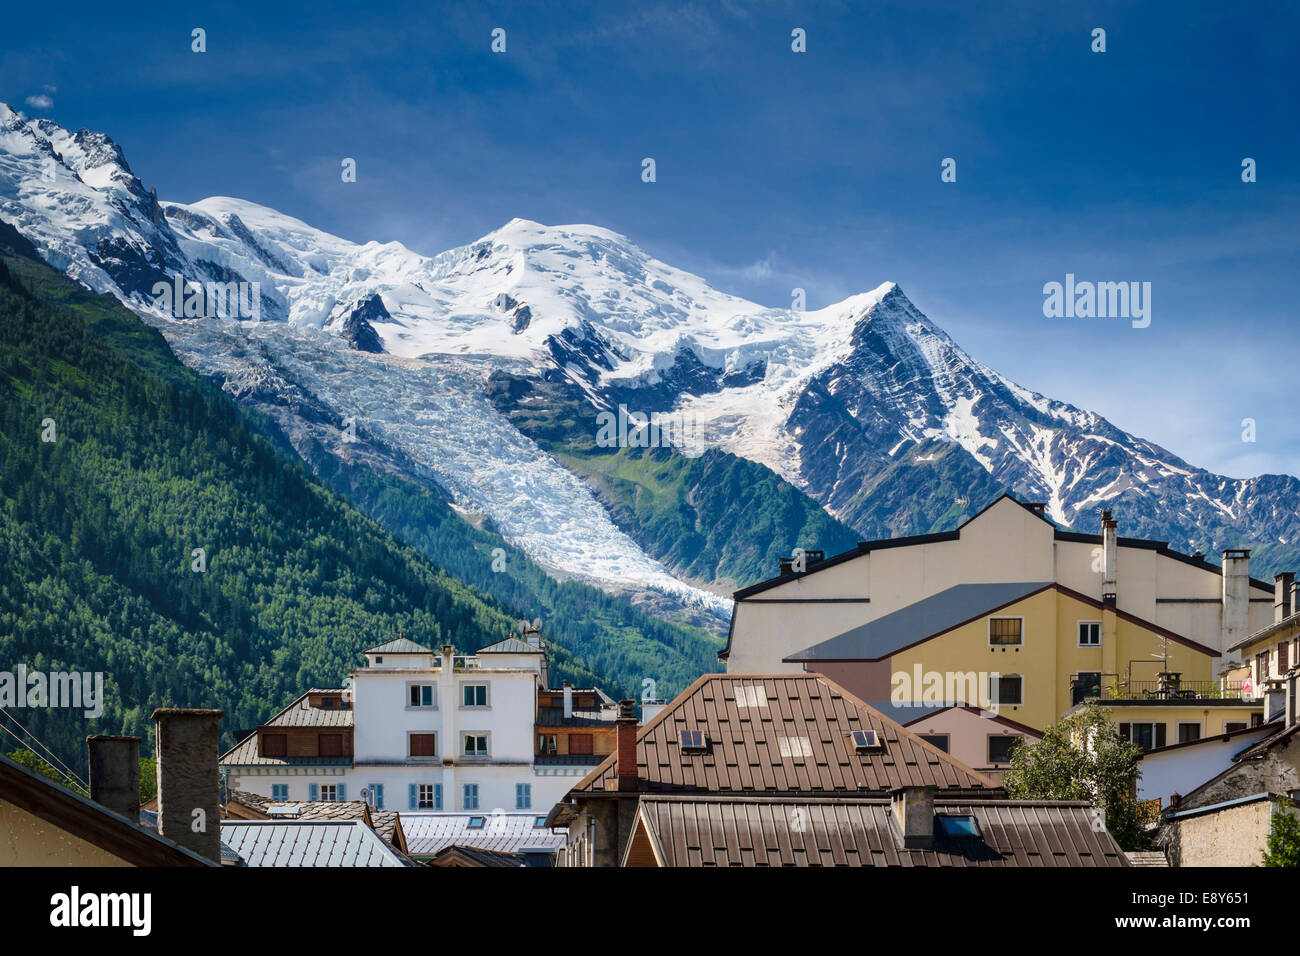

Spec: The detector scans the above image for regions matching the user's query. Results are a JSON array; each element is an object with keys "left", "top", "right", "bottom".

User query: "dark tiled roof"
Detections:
[
  {"left": 365, "top": 637, "right": 434, "bottom": 655},
  {"left": 219, "top": 819, "right": 411, "bottom": 866},
  {"left": 787, "top": 582, "right": 1052, "bottom": 662},
  {"left": 568, "top": 674, "right": 997, "bottom": 797},
  {"left": 264, "top": 691, "right": 353, "bottom": 728},
  {"left": 218, "top": 691, "right": 353, "bottom": 768},
  {"left": 430, "top": 845, "right": 525, "bottom": 867},
  {"left": 537, "top": 706, "right": 618, "bottom": 727},
  {"left": 630, "top": 795, "right": 1129, "bottom": 867}
]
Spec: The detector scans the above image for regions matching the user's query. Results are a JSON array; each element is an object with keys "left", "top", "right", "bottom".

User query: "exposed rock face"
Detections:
[{"left": 326, "top": 292, "right": 387, "bottom": 353}]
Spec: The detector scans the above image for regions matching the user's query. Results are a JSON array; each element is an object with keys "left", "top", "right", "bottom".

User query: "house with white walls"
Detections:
[{"left": 220, "top": 635, "right": 618, "bottom": 815}]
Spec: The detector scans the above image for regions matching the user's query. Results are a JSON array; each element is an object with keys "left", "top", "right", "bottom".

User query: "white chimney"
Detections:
[
  {"left": 1222, "top": 549, "right": 1251, "bottom": 654},
  {"left": 640, "top": 699, "right": 666, "bottom": 725},
  {"left": 562, "top": 680, "right": 573, "bottom": 720},
  {"left": 1101, "top": 510, "right": 1118, "bottom": 603}
]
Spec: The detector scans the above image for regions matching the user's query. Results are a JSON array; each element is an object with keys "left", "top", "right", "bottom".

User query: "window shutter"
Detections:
[
  {"left": 409, "top": 783, "right": 417, "bottom": 810},
  {"left": 337, "top": 783, "right": 346, "bottom": 801},
  {"left": 1280, "top": 641, "right": 1290, "bottom": 672},
  {"left": 434, "top": 784, "right": 442, "bottom": 810},
  {"left": 1154, "top": 723, "right": 1166, "bottom": 748},
  {"left": 1119, "top": 723, "right": 1131, "bottom": 743},
  {"left": 309, "top": 783, "right": 319, "bottom": 801},
  {"left": 374, "top": 784, "right": 384, "bottom": 809}
]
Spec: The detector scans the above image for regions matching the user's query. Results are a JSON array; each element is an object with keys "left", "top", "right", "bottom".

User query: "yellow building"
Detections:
[
  {"left": 1225, "top": 571, "right": 1300, "bottom": 722},
  {"left": 787, "top": 580, "right": 1261, "bottom": 773}
]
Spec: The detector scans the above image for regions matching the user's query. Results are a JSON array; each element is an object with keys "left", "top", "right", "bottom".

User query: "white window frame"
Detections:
[
  {"left": 319, "top": 784, "right": 338, "bottom": 802},
  {"left": 366, "top": 783, "right": 384, "bottom": 809},
  {"left": 463, "top": 732, "right": 490, "bottom": 758},
  {"left": 407, "top": 682, "right": 438, "bottom": 710},
  {"left": 417, "top": 783, "right": 438, "bottom": 810},
  {"left": 460, "top": 682, "right": 490, "bottom": 709},
  {"left": 1077, "top": 620, "right": 1102, "bottom": 647},
  {"left": 988, "top": 616, "right": 1025, "bottom": 648}
]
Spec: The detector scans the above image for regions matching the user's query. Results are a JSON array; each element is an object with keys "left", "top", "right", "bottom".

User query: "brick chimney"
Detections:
[
  {"left": 1221, "top": 550, "right": 1251, "bottom": 654},
  {"left": 151, "top": 708, "right": 223, "bottom": 864},
  {"left": 1275, "top": 572, "right": 1295, "bottom": 624},
  {"left": 87, "top": 734, "right": 140, "bottom": 820},
  {"left": 891, "top": 786, "right": 937, "bottom": 849},
  {"left": 616, "top": 700, "right": 638, "bottom": 792}
]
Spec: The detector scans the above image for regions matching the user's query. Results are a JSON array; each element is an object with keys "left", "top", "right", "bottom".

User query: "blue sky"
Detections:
[{"left": 3, "top": 1, "right": 1297, "bottom": 478}]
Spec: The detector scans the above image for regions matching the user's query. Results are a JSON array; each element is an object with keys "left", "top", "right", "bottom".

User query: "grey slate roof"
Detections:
[
  {"left": 403, "top": 811, "right": 566, "bottom": 857},
  {"left": 477, "top": 637, "right": 543, "bottom": 654},
  {"left": 787, "top": 582, "right": 1053, "bottom": 661},
  {"left": 218, "top": 690, "right": 354, "bottom": 768},
  {"left": 365, "top": 637, "right": 434, "bottom": 655},
  {"left": 219, "top": 819, "right": 410, "bottom": 866}
]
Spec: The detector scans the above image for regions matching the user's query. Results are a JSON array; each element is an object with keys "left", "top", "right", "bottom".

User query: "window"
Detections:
[
  {"left": 1225, "top": 721, "right": 1248, "bottom": 733},
  {"left": 1177, "top": 723, "right": 1201, "bottom": 744},
  {"left": 568, "top": 733, "right": 594, "bottom": 755},
  {"left": 534, "top": 816, "right": 548, "bottom": 828},
  {"left": 415, "top": 783, "right": 439, "bottom": 810},
  {"left": 1121, "top": 722, "right": 1165, "bottom": 751},
  {"left": 989, "top": 617, "right": 1023, "bottom": 647},
  {"left": 366, "top": 784, "right": 385, "bottom": 809},
  {"left": 987, "top": 735, "right": 1021, "bottom": 764},
  {"left": 1078, "top": 621, "right": 1102, "bottom": 647},
  {"left": 261, "top": 733, "right": 287, "bottom": 758},
  {"left": 538, "top": 734, "right": 558, "bottom": 755},
  {"left": 989, "top": 675, "right": 1023, "bottom": 706},
  {"left": 467, "top": 814, "right": 486, "bottom": 828},
  {"left": 409, "top": 684, "right": 436, "bottom": 708},
  {"left": 516, "top": 783, "right": 532, "bottom": 809},
  {"left": 462, "top": 683, "right": 488, "bottom": 707},
  {"left": 271, "top": 784, "right": 289, "bottom": 801},
  {"left": 319, "top": 784, "right": 338, "bottom": 802},
  {"left": 679, "top": 729, "right": 707, "bottom": 751},
  {"left": 409, "top": 733, "right": 436, "bottom": 758},
  {"left": 919, "top": 734, "right": 950, "bottom": 753},
  {"left": 850, "top": 729, "right": 881, "bottom": 752},
  {"left": 935, "top": 814, "right": 981, "bottom": 838},
  {"left": 318, "top": 733, "right": 343, "bottom": 757},
  {"left": 463, "top": 785, "right": 480, "bottom": 810},
  {"left": 1280, "top": 641, "right": 1291, "bottom": 672},
  {"left": 463, "top": 734, "right": 489, "bottom": 757}
]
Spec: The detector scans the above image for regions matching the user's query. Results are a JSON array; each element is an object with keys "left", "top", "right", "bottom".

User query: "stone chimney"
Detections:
[
  {"left": 87, "top": 735, "right": 141, "bottom": 820},
  {"left": 563, "top": 680, "right": 573, "bottom": 720},
  {"left": 151, "top": 708, "right": 223, "bottom": 864},
  {"left": 1221, "top": 550, "right": 1252, "bottom": 654},
  {"left": 1293, "top": 582, "right": 1300, "bottom": 624},
  {"left": 616, "top": 700, "right": 638, "bottom": 792},
  {"left": 1101, "top": 509, "right": 1118, "bottom": 604},
  {"left": 1275, "top": 572, "right": 1295, "bottom": 624},
  {"left": 891, "top": 786, "right": 936, "bottom": 849}
]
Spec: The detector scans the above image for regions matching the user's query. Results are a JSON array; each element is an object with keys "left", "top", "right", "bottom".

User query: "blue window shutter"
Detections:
[
  {"left": 309, "top": 783, "right": 319, "bottom": 801},
  {"left": 435, "top": 783, "right": 442, "bottom": 810},
  {"left": 374, "top": 784, "right": 384, "bottom": 809},
  {"left": 337, "top": 783, "right": 346, "bottom": 802},
  {"left": 409, "top": 783, "right": 417, "bottom": 809}
]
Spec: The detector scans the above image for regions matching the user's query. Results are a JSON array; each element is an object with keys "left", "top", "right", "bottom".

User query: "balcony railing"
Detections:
[{"left": 1071, "top": 676, "right": 1246, "bottom": 705}]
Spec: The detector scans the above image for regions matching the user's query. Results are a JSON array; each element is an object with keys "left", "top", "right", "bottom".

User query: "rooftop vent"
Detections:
[{"left": 267, "top": 804, "right": 302, "bottom": 818}]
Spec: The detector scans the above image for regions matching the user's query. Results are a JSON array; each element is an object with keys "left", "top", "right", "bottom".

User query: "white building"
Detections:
[{"left": 220, "top": 636, "right": 613, "bottom": 815}]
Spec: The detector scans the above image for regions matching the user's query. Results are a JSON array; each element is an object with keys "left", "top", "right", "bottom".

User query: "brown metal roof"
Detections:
[
  {"left": 569, "top": 674, "right": 997, "bottom": 796},
  {"left": 629, "top": 795, "right": 1129, "bottom": 867}
]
